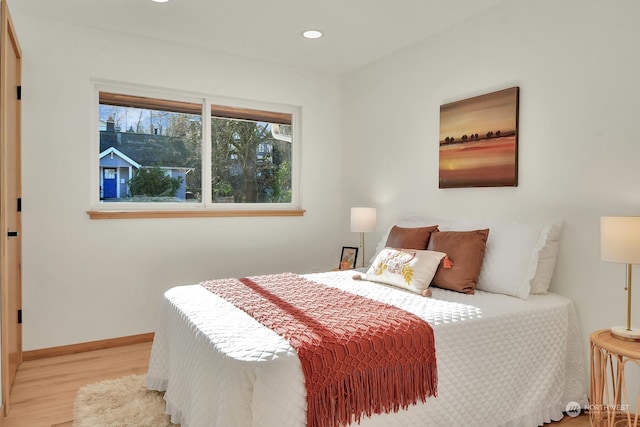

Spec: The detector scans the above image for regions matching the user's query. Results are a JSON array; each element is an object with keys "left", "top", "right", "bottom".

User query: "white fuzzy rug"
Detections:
[{"left": 73, "top": 374, "right": 178, "bottom": 426}]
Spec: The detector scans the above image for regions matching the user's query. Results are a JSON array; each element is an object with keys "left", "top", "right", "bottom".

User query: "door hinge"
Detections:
[
  {"left": 17, "top": 85, "right": 21, "bottom": 100},
  {"left": 7, "top": 231, "right": 18, "bottom": 237},
  {"left": 17, "top": 198, "right": 21, "bottom": 212},
  {"left": 17, "top": 309, "right": 22, "bottom": 324}
]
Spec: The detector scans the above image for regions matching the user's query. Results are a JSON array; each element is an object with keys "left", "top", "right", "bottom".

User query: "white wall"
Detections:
[
  {"left": 342, "top": 0, "right": 640, "bottom": 378},
  {"left": 15, "top": 18, "right": 344, "bottom": 350}
]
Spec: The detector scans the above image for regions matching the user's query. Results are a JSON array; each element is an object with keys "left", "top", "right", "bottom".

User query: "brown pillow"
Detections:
[
  {"left": 385, "top": 225, "right": 439, "bottom": 250},
  {"left": 427, "top": 229, "right": 490, "bottom": 294}
]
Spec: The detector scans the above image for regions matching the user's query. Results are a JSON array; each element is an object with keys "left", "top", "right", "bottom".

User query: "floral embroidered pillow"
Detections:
[{"left": 366, "top": 248, "right": 446, "bottom": 295}]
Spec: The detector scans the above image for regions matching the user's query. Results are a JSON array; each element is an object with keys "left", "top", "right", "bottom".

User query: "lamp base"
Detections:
[{"left": 610, "top": 325, "right": 640, "bottom": 341}]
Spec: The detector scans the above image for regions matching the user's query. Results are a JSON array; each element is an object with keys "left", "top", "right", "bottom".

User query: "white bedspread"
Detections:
[{"left": 146, "top": 270, "right": 587, "bottom": 427}]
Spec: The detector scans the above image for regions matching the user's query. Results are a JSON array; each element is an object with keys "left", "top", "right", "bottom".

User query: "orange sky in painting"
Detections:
[{"left": 439, "top": 87, "right": 518, "bottom": 142}]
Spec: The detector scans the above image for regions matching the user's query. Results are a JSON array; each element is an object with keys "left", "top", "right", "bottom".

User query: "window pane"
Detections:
[
  {"left": 99, "top": 97, "right": 202, "bottom": 203},
  {"left": 211, "top": 116, "right": 292, "bottom": 204}
]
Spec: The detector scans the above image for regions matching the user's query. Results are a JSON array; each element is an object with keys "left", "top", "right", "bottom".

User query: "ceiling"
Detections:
[{"left": 12, "top": 0, "right": 506, "bottom": 74}]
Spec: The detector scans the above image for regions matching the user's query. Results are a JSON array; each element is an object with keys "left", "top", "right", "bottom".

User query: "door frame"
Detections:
[{"left": 0, "top": 0, "right": 22, "bottom": 416}]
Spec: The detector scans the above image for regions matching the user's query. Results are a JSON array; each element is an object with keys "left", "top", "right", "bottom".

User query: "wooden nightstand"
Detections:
[{"left": 590, "top": 329, "right": 640, "bottom": 427}]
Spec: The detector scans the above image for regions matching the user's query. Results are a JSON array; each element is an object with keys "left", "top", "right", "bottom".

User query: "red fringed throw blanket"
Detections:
[{"left": 201, "top": 273, "right": 437, "bottom": 427}]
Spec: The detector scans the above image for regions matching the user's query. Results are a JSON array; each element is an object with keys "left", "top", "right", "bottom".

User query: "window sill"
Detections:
[{"left": 87, "top": 209, "right": 306, "bottom": 220}]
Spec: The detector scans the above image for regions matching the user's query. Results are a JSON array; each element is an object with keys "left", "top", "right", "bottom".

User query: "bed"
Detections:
[{"left": 146, "top": 216, "right": 589, "bottom": 427}]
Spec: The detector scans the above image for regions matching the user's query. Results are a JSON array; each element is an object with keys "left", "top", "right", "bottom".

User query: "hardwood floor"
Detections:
[
  {"left": 1, "top": 341, "right": 590, "bottom": 426},
  {"left": 3, "top": 343, "right": 151, "bottom": 427},
  {"left": 549, "top": 414, "right": 591, "bottom": 427}
]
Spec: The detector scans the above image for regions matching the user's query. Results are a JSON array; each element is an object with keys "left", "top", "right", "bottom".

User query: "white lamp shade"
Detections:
[
  {"left": 601, "top": 216, "right": 640, "bottom": 264},
  {"left": 350, "top": 207, "right": 376, "bottom": 232}
]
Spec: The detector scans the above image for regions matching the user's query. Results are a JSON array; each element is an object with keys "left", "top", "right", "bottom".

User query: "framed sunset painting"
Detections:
[{"left": 439, "top": 87, "right": 519, "bottom": 188}]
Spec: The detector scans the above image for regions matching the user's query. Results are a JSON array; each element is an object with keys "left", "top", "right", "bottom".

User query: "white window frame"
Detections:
[{"left": 89, "top": 81, "right": 302, "bottom": 218}]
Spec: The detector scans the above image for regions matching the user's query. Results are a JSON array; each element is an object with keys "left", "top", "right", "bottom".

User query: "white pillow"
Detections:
[
  {"left": 529, "top": 222, "right": 562, "bottom": 294},
  {"left": 366, "top": 248, "right": 446, "bottom": 295},
  {"left": 439, "top": 219, "right": 562, "bottom": 299}
]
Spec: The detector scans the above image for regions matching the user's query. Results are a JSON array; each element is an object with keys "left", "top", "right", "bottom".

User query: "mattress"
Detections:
[{"left": 146, "top": 270, "right": 588, "bottom": 427}]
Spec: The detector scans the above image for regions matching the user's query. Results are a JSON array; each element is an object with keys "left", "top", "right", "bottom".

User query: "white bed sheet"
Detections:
[{"left": 146, "top": 270, "right": 588, "bottom": 427}]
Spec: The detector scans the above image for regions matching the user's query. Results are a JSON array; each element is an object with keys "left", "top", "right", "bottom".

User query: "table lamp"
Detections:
[
  {"left": 350, "top": 207, "right": 376, "bottom": 268},
  {"left": 600, "top": 216, "right": 640, "bottom": 341}
]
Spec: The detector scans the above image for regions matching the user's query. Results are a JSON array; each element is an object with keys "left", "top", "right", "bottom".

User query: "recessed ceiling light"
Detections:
[
  {"left": 152, "top": 0, "right": 169, "bottom": 3},
  {"left": 302, "top": 30, "right": 323, "bottom": 39}
]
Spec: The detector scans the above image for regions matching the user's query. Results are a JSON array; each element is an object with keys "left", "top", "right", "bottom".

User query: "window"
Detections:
[
  {"left": 99, "top": 92, "right": 203, "bottom": 203},
  {"left": 209, "top": 105, "right": 293, "bottom": 204},
  {"left": 91, "top": 84, "right": 301, "bottom": 218}
]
